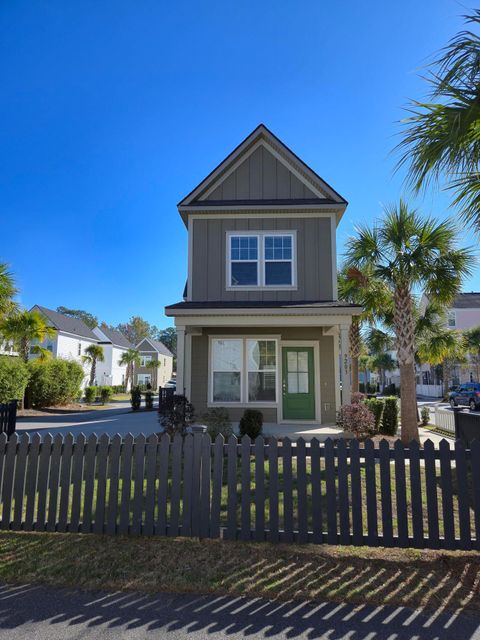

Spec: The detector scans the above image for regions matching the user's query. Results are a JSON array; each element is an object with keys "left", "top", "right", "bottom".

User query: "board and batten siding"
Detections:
[
  {"left": 204, "top": 145, "right": 318, "bottom": 201},
  {"left": 191, "top": 217, "right": 334, "bottom": 302},
  {"left": 190, "top": 327, "right": 337, "bottom": 423}
]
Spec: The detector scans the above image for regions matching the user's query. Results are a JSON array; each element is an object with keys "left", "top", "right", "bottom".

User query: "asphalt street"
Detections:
[{"left": 0, "top": 583, "right": 479, "bottom": 639}]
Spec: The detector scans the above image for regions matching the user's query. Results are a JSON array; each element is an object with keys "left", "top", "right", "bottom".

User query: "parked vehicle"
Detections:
[
  {"left": 449, "top": 383, "right": 480, "bottom": 411},
  {"left": 163, "top": 379, "right": 176, "bottom": 390}
]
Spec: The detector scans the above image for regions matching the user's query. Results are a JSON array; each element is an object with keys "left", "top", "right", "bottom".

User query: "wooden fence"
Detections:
[
  {"left": 0, "top": 401, "right": 17, "bottom": 437},
  {"left": 0, "top": 432, "right": 479, "bottom": 550}
]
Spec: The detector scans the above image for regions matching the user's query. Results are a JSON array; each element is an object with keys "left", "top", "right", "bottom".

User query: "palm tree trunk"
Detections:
[
  {"left": 90, "top": 359, "right": 96, "bottom": 386},
  {"left": 394, "top": 285, "right": 420, "bottom": 443},
  {"left": 349, "top": 318, "right": 361, "bottom": 393}
]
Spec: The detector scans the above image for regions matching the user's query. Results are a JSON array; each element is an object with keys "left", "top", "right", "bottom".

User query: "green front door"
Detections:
[{"left": 282, "top": 347, "right": 315, "bottom": 420}]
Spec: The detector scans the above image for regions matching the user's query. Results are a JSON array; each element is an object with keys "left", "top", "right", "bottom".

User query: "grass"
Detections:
[{"left": 0, "top": 532, "right": 479, "bottom": 615}]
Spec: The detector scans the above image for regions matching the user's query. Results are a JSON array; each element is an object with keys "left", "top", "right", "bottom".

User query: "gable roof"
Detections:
[
  {"left": 452, "top": 293, "right": 480, "bottom": 309},
  {"left": 136, "top": 337, "right": 174, "bottom": 358},
  {"left": 93, "top": 326, "right": 133, "bottom": 349},
  {"left": 177, "top": 124, "right": 347, "bottom": 224},
  {"left": 32, "top": 305, "right": 99, "bottom": 341}
]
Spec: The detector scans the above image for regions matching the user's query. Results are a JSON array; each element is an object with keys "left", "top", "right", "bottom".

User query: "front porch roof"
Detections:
[{"left": 165, "top": 299, "right": 362, "bottom": 321}]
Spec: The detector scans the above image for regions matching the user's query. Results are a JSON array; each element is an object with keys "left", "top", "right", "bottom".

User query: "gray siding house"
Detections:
[
  {"left": 135, "top": 337, "right": 174, "bottom": 389},
  {"left": 166, "top": 125, "right": 361, "bottom": 424}
]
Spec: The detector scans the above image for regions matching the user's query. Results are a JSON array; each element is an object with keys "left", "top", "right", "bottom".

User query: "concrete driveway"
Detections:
[{"left": 0, "top": 582, "right": 479, "bottom": 639}]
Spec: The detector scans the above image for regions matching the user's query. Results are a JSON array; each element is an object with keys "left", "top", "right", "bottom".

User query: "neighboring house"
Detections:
[
  {"left": 0, "top": 340, "right": 17, "bottom": 357},
  {"left": 92, "top": 326, "right": 133, "bottom": 388},
  {"left": 30, "top": 305, "right": 101, "bottom": 386},
  {"left": 414, "top": 293, "right": 480, "bottom": 396},
  {"left": 135, "top": 337, "right": 174, "bottom": 388},
  {"left": 165, "top": 124, "right": 361, "bottom": 424}
]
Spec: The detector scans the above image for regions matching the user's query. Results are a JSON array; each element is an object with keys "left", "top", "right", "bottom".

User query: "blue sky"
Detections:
[{"left": 1, "top": 1, "right": 477, "bottom": 329}]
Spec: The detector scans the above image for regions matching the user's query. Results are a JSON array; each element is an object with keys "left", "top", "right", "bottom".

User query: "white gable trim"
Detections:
[
  {"left": 179, "top": 125, "right": 346, "bottom": 207},
  {"left": 199, "top": 139, "right": 326, "bottom": 201}
]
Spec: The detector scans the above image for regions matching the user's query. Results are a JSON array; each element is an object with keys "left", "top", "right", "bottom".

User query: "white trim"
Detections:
[
  {"left": 199, "top": 139, "right": 328, "bottom": 201},
  {"left": 278, "top": 340, "right": 321, "bottom": 424},
  {"left": 331, "top": 327, "right": 341, "bottom": 411},
  {"left": 185, "top": 332, "right": 192, "bottom": 400},
  {"left": 168, "top": 311, "right": 359, "bottom": 324},
  {"left": 179, "top": 125, "right": 346, "bottom": 206},
  {"left": 226, "top": 230, "right": 297, "bottom": 291},
  {"left": 183, "top": 207, "right": 345, "bottom": 216},
  {"left": 208, "top": 335, "right": 281, "bottom": 407}
]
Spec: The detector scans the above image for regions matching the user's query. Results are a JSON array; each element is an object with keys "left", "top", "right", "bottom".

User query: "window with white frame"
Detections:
[
  {"left": 211, "top": 338, "right": 277, "bottom": 404},
  {"left": 447, "top": 310, "right": 456, "bottom": 328},
  {"left": 141, "top": 355, "right": 152, "bottom": 367},
  {"left": 228, "top": 232, "right": 295, "bottom": 289},
  {"left": 137, "top": 374, "right": 151, "bottom": 385},
  {"left": 77, "top": 342, "right": 82, "bottom": 356}
]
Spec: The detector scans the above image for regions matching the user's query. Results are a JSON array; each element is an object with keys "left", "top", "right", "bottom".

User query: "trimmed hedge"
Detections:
[
  {"left": 28, "top": 359, "right": 84, "bottom": 407},
  {"left": 100, "top": 386, "right": 113, "bottom": 404},
  {"left": 365, "top": 398, "right": 384, "bottom": 432},
  {"left": 0, "top": 356, "right": 30, "bottom": 404},
  {"left": 381, "top": 396, "right": 399, "bottom": 436}
]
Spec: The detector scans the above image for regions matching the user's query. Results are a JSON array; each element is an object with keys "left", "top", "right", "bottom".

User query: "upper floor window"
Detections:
[
  {"left": 447, "top": 310, "right": 456, "bottom": 328},
  {"left": 141, "top": 355, "right": 152, "bottom": 367},
  {"left": 227, "top": 232, "right": 296, "bottom": 289}
]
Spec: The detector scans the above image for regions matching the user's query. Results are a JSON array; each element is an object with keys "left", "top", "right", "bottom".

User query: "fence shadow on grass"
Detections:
[{"left": 0, "top": 533, "right": 479, "bottom": 638}]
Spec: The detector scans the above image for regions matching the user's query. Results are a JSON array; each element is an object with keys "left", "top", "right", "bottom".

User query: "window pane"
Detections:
[
  {"left": 298, "top": 372, "right": 309, "bottom": 393},
  {"left": 247, "top": 340, "right": 276, "bottom": 371},
  {"left": 287, "top": 372, "right": 298, "bottom": 393},
  {"left": 213, "top": 372, "right": 241, "bottom": 402},
  {"left": 231, "top": 262, "right": 257, "bottom": 286},
  {"left": 248, "top": 372, "right": 276, "bottom": 401},
  {"left": 298, "top": 351, "right": 308, "bottom": 372},
  {"left": 287, "top": 351, "right": 298, "bottom": 372},
  {"left": 265, "top": 262, "right": 292, "bottom": 285},
  {"left": 212, "top": 339, "right": 242, "bottom": 371}
]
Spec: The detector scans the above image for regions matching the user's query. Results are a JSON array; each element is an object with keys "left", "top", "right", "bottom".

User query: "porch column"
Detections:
[
  {"left": 184, "top": 331, "right": 192, "bottom": 401},
  {"left": 340, "top": 324, "right": 351, "bottom": 405},
  {"left": 176, "top": 325, "right": 186, "bottom": 396}
]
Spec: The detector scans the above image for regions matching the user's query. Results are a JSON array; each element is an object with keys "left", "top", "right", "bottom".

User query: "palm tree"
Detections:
[
  {"left": 338, "top": 265, "right": 392, "bottom": 393},
  {"left": 146, "top": 358, "right": 159, "bottom": 389},
  {"left": 417, "top": 328, "right": 468, "bottom": 397},
  {"left": 464, "top": 326, "right": 480, "bottom": 380},
  {"left": 118, "top": 349, "right": 141, "bottom": 390},
  {"left": 396, "top": 10, "right": 480, "bottom": 231},
  {"left": 346, "top": 200, "right": 474, "bottom": 443},
  {"left": 368, "top": 353, "right": 397, "bottom": 393},
  {"left": 0, "top": 310, "right": 56, "bottom": 363},
  {"left": 0, "top": 263, "right": 17, "bottom": 320},
  {"left": 82, "top": 344, "right": 104, "bottom": 386}
]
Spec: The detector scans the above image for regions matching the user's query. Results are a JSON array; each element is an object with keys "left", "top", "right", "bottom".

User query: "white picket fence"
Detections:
[
  {"left": 416, "top": 383, "right": 444, "bottom": 398},
  {"left": 435, "top": 408, "right": 456, "bottom": 436}
]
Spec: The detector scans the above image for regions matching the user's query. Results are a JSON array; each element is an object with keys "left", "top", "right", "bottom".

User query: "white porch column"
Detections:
[
  {"left": 184, "top": 331, "right": 192, "bottom": 401},
  {"left": 340, "top": 324, "right": 351, "bottom": 405},
  {"left": 176, "top": 325, "right": 186, "bottom": 396}
]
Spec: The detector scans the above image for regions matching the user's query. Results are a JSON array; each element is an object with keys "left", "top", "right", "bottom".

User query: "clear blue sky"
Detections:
[{"left": 1, "top": 1, "right": 478, "bottom": 329}]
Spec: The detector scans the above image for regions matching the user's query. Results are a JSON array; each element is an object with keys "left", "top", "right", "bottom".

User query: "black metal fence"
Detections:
[
  {"left": 0, "top": 401, "right": 17, "bottom": 437},
  {"left": 0, "top": 431, "right": 479, "bottom": 550}
]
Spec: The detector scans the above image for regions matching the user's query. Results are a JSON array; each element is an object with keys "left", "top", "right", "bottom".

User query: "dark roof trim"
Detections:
[
  {"left": 166, "top": 300, "right": 362, "bottom": 310},
  {"left": 183, "top": 198, "right": 340, "bottom": 207}
]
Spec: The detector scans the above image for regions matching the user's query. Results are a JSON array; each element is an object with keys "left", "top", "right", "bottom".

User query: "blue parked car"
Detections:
[{"left": 449, "top": 383, "right": 480, "bottom": 411}]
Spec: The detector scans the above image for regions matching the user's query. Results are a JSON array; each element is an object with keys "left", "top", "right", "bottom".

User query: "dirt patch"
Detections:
[{"left": 17, "top": 403, "right": 95, "bottom": 417}]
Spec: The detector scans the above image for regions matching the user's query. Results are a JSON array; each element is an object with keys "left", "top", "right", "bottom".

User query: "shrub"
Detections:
[
  {"left": 100, "top": 386, "right": 113, "bottom": 404},
  {"left": 111, "top": 385, "right": 126, "bottom": 394},
  {"left": 201, "top": 407, "right": 233, "bottom": 439},
  {"left": 383, "top": 383, "right": 398, "bottom": 397},
  {"left": 84, "top": 386, "right": 97, "bottom": 403},
  {"left": 239, "top": 409, "right": 263, "bottom": 439},
  {"left": 145, "top": 391, "right": 154, "bottom": 410},
  {"left": 365, "top": 397, "right": 384, "bottom": 432},
  {"left": 421, "top": 406, "right": 430, "bottom": 426},
  {"left": 28, "top": 359, "right": 84, "bottom": 407},
  {"left": 351, "top": 391, "right": 365, "bottom": 404},
  {"left": 381, "top": 396, "right": 399, "bottom": 436},
  {"left": 131, "top": 386, "right": 142, "bottom": 410},
  {"left": 159, "top": 394, "right": 194, "bottom": 436},
  {"left": 337, "top": 402, "right": 375, "bottom": 440},
  {"left": 360, "top": 382, "right": 377, "bottom": 394},
  {"left": 0, "top": 356, "right": 30, "bottom": 404}
]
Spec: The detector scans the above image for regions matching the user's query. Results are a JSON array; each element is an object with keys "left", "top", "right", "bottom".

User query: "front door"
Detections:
[{"left": 282, "top": 347, "right": 316, "bottom": 420}]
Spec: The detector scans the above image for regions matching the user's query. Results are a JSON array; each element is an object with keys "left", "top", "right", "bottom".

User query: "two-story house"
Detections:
[
  {"left": 165, "top": 125, "right": 361, "bottom": 425},
  {"left": 135, "top": 337, "right": 174, "bottom": 388}
]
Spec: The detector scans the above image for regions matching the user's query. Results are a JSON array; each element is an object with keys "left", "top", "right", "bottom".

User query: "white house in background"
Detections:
[
  {"left": 30, "top": 305, "right": 101, "bottom": 386},
  {"left": 135, "top": 337, "right": 174, "bottom": 389},
  {"left": 444, "top": 292, "right": 480, "bottom": 330},
  {"left": 0, "top": 340, "right": 17, "bottom": 356},
  {"left": 92, "top": 325, "right": 133, "bottom": 388}
]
